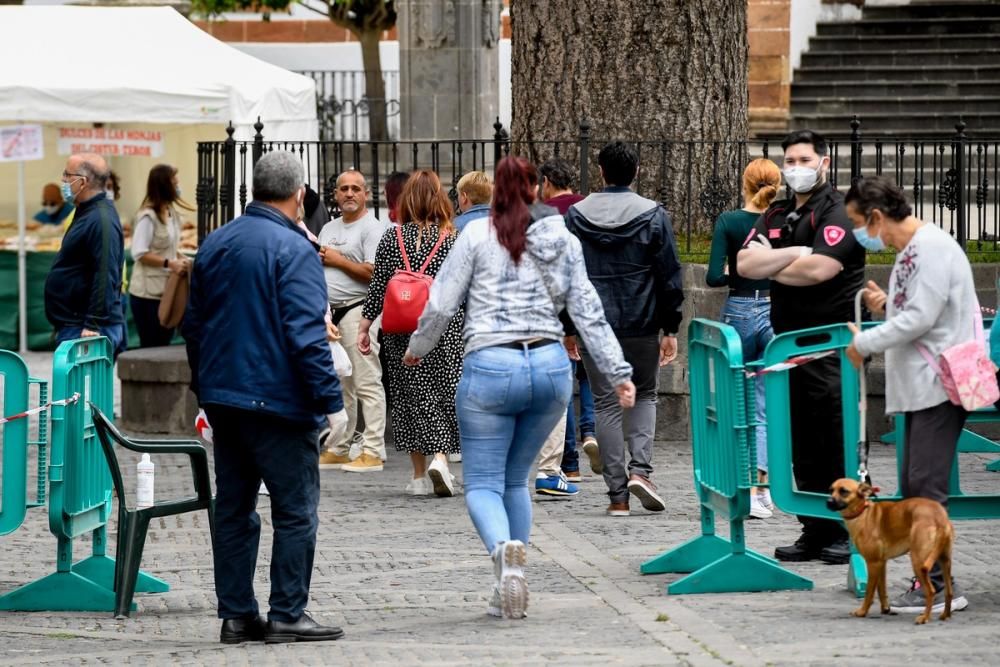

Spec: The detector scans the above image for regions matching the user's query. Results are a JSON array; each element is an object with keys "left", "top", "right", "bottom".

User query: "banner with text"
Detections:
[
  {"left": 0, "top": 124, "right": 44, "bottom": 163},
  {"left": 57, "top": 128, "right": 164, "bottom": 158}
]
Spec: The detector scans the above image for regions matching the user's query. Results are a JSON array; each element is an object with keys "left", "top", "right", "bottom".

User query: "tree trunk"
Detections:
[
  {"left": 510, "top": 0, "right": 748, "bottom": 236},
  {"left": 359, "top": 28, "right": 390, "bottom": 142}
]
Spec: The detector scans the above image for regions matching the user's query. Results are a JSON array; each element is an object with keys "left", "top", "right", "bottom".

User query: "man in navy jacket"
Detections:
[
  {"left": 565, "top": 141, "right": 684, "bottom": 518},
  {"left": 44, "top": 153, "right": 126, "bottom": 358},
  {"left": 184, "top": 151, "right": 348, "bottom": 644}
]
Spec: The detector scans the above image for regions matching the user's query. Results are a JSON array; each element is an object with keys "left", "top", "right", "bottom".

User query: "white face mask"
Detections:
[
  {"left": 782, "top": 166, "right": 821, "bottom": 194},
  {"left": 42, "top": 204, "right": 61, "bottom": 216}
]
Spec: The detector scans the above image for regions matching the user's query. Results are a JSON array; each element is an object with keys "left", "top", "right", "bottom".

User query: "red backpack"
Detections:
[{"left": 381, "top": 225, "right": 447, "bottom": 335}]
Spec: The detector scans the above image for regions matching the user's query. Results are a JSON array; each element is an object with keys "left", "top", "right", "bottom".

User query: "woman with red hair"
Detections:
[{"left": 403, "top": 156, "right": 635, "bottom": 619}]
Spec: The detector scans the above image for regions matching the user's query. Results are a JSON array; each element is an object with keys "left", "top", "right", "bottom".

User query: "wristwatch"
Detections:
[{"left": 163, "top": 258, "right": 169, "bottom": 268}]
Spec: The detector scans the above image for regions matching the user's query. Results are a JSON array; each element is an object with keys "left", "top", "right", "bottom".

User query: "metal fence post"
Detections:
[
  {"left": 195, "top": 142, "right": 209, "bottom": 243},
  {"left": 220, "top": 122, "right": 236, "bottom": 227},
  {"left": 849, "top": 115, "right": 862, "bottom": 186},
  {"left": 579, "top": 118, "right": 591, "bottom": 196},
  {"left": 954, "top": 118, "right": 967, "bottom": 249},
  {"left": 251, "top": 117, "right": 265, "bottom": 167}
]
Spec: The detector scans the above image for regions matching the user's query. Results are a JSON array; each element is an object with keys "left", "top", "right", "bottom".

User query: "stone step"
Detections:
[
  {"left": 816, "top": 17, "right": 1000, "bottom": 37},
  {"left": 790, "top": 112, "right": 1000, "bottom": 134},
  {"left": 791, "top": 96, "right": 1000, "bottom": 116},
  {"left": 801, "top": 49, "right": 1000, "bottom": 68},
  {"left": 794, "top": 65, "right": 1000, "bottom": 84},
  {"left": 792, "top": 80, "right": 1000, "bottom": 97},
  {"left": 862, "top": 2, "right": 1000, "bottom": 21},
  {"left": 808, "top": 33, "right": 1000, "bottom": 52}
]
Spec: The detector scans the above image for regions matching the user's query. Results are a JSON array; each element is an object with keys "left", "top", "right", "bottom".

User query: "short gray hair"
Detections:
[
  {"left": 78, "top": 155, "right": 109, "bottom": 190},
  {"left": 252, "top": 151, "right": 304, "bottom": 202}
]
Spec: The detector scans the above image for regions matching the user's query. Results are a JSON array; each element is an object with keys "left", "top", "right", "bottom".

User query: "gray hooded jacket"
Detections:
[{"left": 408, "top": 204, "right": 633, "bottom": 386}]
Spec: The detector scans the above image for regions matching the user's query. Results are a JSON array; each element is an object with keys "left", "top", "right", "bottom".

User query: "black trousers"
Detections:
[
  {"left": 902, "top": 400, "right": 967, "bottom": 589},
  {"left": 788, "top": 354, "right": 848, "bottom": 543},
  {"left": 206, "top": 405, "right": 321, "bottom": 622},
  {"left": 129, "top": 295, "right": 175, "bottom": 348}
]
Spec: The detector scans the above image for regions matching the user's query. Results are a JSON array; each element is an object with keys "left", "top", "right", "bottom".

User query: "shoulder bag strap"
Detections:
[
  {"left": 417, "top": 230, "right": 448, "bottom": 275},
  {"left": 396, "top": 224, "right": 412, "bottom": 272}
]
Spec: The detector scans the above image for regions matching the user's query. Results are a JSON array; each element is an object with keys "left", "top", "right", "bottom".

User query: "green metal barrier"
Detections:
[
  {"left": 0, "top": 351, "right": 31, "bottom": 536},
  {"left": 0, "top": 338, "right": 167, "bottom": 612},
  {"left": 640, "top": 318, "right": 812, "bottom": 594},
  {"left": 765, "top": 322, "right": 1000, "bottom": 599}
]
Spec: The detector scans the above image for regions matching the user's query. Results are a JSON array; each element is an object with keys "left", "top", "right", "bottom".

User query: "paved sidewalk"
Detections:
[{"left": 1, "top": 353, "right": 999, "bottom": 664}]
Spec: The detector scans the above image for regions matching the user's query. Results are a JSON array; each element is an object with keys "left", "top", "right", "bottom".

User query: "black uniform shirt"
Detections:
[{"left": 742, "top": 182, "right": 865, "bottom": 334}]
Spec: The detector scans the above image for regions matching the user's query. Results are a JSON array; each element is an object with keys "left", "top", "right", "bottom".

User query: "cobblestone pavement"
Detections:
[{"left": 2, "top": 352, "right": 999, "bottom": 665}]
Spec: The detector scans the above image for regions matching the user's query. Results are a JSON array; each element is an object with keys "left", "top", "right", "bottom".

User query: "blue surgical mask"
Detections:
[
  {"left": 60, "top": 181, "right": 74, "bottom": 202},
  {"left": 852, "top": 216, "right": 886, "bottom": 252},
  {"left": 175, "top": 185, "right": 182, "bottom": 197}
]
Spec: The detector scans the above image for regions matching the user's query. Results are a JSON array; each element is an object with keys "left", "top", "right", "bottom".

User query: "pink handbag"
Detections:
[{"left": 916, "top": 308, "right": 999, "bottom": 411}]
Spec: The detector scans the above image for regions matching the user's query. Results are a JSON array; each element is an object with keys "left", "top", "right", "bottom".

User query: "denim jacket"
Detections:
[{"left": 408, "top": 204, "right": 633, "bottom": 386}]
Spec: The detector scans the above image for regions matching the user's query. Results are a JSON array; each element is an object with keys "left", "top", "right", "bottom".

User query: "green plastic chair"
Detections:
[{"left": 89, "top": 403, "right": 215, "bottom": 618}]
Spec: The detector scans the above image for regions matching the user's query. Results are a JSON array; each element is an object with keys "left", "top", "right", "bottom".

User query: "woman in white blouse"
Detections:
[{"left": 128, "top": 164, "right": 192, "bottom": 347}]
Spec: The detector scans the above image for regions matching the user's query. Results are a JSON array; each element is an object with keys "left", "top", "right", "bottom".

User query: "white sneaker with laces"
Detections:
[
  {"left": 405, "top": 476, "right": 431, "bottom": 496},
  {"left": 749, "top": 492, "right": 772, "bottom": 519},
  {"left": 758, "top": 488, "right": 774, "bottom": 511}
]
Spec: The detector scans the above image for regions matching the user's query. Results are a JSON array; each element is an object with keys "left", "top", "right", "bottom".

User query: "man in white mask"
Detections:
[{"left": 736, "top": 129, "right": 865, "bottom": 566}]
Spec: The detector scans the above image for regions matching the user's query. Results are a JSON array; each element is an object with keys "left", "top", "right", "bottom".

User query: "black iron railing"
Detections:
[
  {"left": 197, "top": 116, "right": 1000, "bottom": 256},
  {"left": 296, "top": 69, "right": 401, "bottom": 141}
]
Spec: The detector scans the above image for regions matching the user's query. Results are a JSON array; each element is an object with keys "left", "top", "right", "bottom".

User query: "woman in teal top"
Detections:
[{"left": 706, "top": 158, "right": 782, "bottom": 519}]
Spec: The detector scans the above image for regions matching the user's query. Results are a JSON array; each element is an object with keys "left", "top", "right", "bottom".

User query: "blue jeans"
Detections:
[
  {"left": 55, "top": 323, "right": 128, "bottom": 360},
  {"left": 722, "top": 296, "right": 773, "bottom": 472},
  {"left": 561, "top": 362, "right": 597, "bottom": 472},
  {"left": 458, "top": 342, "right": 573, "bottom": 553}
]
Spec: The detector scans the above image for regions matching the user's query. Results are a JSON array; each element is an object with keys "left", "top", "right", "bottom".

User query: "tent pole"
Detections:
[{"left": 17, "top": 159, "right": 27, "bottom": 354}]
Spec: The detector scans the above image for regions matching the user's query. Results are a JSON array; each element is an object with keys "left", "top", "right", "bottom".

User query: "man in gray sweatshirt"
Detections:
[{"left": 565, "top": 141, "right": 684, "bottom": 517}]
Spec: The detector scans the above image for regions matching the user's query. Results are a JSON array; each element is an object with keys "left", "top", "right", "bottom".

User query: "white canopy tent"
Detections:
[
  {"left": 0, "top": 5, "right": 319, "bottom": 352},
  {"left": 0, "top": 5, "right": 318, "bottom": 140}
]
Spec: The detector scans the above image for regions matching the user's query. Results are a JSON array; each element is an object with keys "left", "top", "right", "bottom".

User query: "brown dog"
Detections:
[{"left": 826, "top": 478, "right": 954, "bottom": 624}]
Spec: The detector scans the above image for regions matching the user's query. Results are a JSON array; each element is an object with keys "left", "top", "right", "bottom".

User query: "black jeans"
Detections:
[
  {"left": 206, "top": 405, "right": 321, "bottom": 622},
  {"left": 129, "top": 294, "right": 175, "bottom": 348},
  {"left": 789, "top": 353, "right": 848, "bottom": 544}
]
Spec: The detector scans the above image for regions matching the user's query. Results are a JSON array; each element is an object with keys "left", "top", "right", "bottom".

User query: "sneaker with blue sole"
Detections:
[{"left": 535, "top": 472, "right": 579, "bottom": 498}]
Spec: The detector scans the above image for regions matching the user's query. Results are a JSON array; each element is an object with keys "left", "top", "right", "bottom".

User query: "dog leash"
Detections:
[{"left": 854, "top": 289, "right": 869, "bottom": 483}]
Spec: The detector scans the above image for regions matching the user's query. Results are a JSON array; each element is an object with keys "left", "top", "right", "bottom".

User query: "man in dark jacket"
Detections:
[
  {"left": 183, "top": 151, "right": 348, "bottom": 645},
  {"left": 565, "top": 141, "right": 684, "bottom": 517},
  {"left": 44, "top": 153, "right": 126, "bottom": 358}
]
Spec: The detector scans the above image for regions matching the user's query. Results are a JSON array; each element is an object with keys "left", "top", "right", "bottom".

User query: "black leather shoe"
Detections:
[
  {"left": 220, "top": 615, "right": 267, "bottom": 644},
  {"left": 774, "top": 534, "right": 825, "bottom": 562},
  {"left": 819, "top": 538, "right": 851, "bottom": 565},
  {"left": 265, "top": 612, "right": 345, "bottom": 644}
]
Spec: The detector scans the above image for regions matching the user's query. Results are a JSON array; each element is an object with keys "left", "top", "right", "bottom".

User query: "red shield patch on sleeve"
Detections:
[{"left": 823, "top": 226, "right": 846, "bottom": 246}]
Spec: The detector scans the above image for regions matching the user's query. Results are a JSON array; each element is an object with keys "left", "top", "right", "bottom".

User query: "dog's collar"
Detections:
[{"left": 842, "top": 501, "right": 868, "bottom": 520}]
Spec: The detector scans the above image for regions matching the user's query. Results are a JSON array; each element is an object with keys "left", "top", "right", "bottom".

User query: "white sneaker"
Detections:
[
  {"left": 487, "top": 584, "right": 502, "bottom": 618},
  {"left": 758, "top": 488, "right": 774, "bottom": 511},
  {"left": 405, "top": 476, "right": 431, "bottom": 496},
  {"left": 427, "top": 457, "right": 455, "bottom": 497},
  {"left": 258, "top": 482, "right": 269, "bottom": 497},
  {"left": 492, "top": 540, "right": 528, "bottom": 619},
  {"left": 347, "top": 432, "right": 364, "bottom": 460},
  {"left": 448, "top": 453, "right": 462, "bottom": 463},
  {"left": 749, "top": 492, "right": 772, "bottom": 519}
]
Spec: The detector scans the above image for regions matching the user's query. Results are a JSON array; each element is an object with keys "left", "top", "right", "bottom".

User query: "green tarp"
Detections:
[{"left": 0, "top": 250, "right": 179, "bottom": 352}]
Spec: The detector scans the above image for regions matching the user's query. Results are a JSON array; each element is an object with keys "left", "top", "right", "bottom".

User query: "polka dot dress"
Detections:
[{"left": 363, "top": 222, "right": 463, "bottom": 455}]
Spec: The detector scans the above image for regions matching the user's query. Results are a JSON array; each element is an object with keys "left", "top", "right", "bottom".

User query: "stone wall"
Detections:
[{"left": 748, "top": 0, "right": 791, "bottom": 133}]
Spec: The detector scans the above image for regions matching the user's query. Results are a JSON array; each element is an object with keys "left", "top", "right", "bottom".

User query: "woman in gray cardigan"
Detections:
[{"left": 845, "top": 175, "right": 975, "bottom": 616}]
